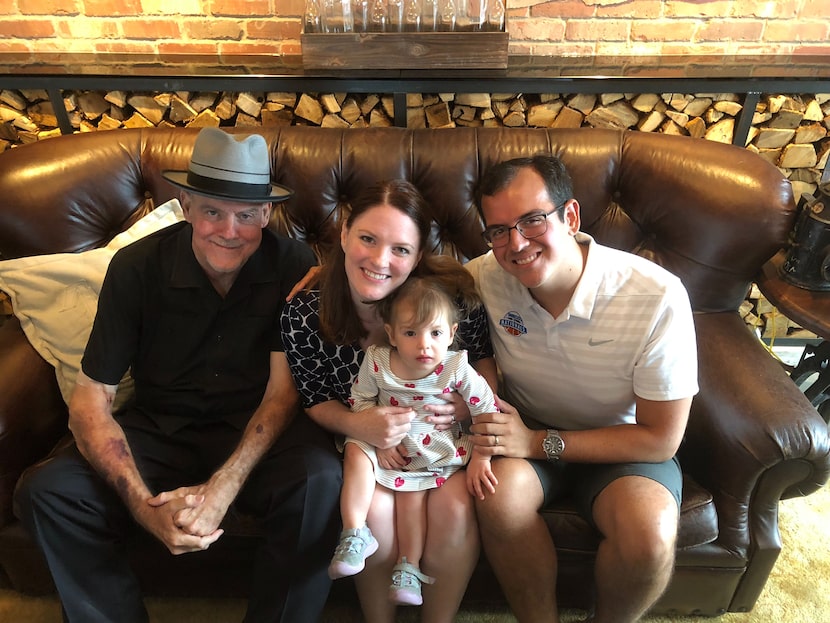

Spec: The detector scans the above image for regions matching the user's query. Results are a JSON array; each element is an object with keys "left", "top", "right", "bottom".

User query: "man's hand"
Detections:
[
  {"left": 148, "top": 473, "right": 236, "bottom": 539},
  {"left": 469, "top": 398, "right": 538, "bottom": 458},
  {"left": 285, "top": 265, "right": 321, "bottom": 301},
  {"left": 134, "top": 492, "right": 223, "bottom": 555},
  {"left": 68, "top": 376, "right": 224, "bottom": 553}
]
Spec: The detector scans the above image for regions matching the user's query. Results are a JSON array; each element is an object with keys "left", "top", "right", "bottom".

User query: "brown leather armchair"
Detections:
[{"left": 0, "top": 127, "right": 827, "bottom": 616}]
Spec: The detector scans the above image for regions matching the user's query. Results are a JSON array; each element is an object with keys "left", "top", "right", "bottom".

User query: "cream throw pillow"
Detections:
[{"left": 0, "top": 199, "right": 185, "bottom": 409}]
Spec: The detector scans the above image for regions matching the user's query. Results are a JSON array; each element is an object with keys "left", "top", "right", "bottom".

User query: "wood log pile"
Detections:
[
  {"left": 0, "top": 88, "right": 404, "bottom": 154},
  {"left": 4, "top": 87, "right": 828, "bottom": 212},
  {"left": 405, "top": 91, "right": 830, "bottom": 198},
  {"left": 742, "top": 284, "right": 817, "bottom": 342},
  {"left": 3, "top": 88, "right": 828, "bottom": 195},
  {"left": 746, "top": 94, "right": 830, "bottom": 201},
  {"left": 0, "top": 88, "right": 60, "bottom": 149},
  {"left": 0, "top": 86, "right": 823, "bottom": 343}
]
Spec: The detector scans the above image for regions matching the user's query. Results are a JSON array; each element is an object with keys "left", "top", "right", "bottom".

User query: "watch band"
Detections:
[{"left": 542, "top": 428, "right": 565, "bottom": 461}]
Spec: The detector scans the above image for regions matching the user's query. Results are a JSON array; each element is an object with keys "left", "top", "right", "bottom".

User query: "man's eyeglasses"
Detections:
[{"left": 481, "top": 202, "right": 568, "bottom": 248}]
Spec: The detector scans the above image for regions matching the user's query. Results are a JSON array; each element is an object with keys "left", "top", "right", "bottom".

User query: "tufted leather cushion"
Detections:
[{"left": 0, "top": 127, "right": 794, "bottom": 316}]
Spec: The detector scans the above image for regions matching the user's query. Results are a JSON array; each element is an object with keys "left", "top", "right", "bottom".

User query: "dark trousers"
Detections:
[{"left": 14, "top": 410, "right": 343, "bottom": 623}]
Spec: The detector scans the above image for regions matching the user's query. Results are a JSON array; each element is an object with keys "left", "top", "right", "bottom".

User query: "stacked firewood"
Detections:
[
  {"left": 3, "top": 88, "right": 828, "bottom": 189},
  {"left": 0, "top": 89, "right": 404, "bottom": 146},
  {"left": 405, "top": 91, "right": 830, "bottom": 197},
  {"left": 747, "top": 94, "right": 830, "bottom": 200},
  {"left": 742, "top": 284, "right": 817, "bottom": 342},
  {"left": 0, "top": 89, "right": 59, "bottom": 149},
  {"left": 0, "top": 87, "right": 824, "bottom": 342},
  {"left": 5, "top": 87, "right": 828, "bottom": 198}
]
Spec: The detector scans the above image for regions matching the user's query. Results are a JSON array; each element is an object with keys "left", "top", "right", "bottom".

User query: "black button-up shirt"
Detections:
[{"left": 83, "top": 221, "right": 316, "bottom": 433}]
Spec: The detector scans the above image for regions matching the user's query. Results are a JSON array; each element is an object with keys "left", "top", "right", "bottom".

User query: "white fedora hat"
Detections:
[{"left": 162, "top": 128, "right": 293, "bottom": 203}]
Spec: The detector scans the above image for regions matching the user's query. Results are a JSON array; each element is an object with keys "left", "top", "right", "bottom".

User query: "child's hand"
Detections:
[
  {"left": 466, "top": 454, "right": 498, "bottom": 500},
  {"left": 376, "top": 443, "right": 409, "bottom": 470}
]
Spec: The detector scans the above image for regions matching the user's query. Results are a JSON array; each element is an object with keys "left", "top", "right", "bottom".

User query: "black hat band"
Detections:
[{"left": 186, "top": 171, "right": 272, "bottom": 199}]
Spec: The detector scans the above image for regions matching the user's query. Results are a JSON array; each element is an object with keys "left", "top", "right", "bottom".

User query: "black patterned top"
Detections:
[{"left": 281, "top": 289, "right": 493, "bottom": 410}]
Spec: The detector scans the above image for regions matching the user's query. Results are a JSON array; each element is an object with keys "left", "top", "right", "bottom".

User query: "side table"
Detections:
[{"left": 757, "top": 250, "right": 830, "bottom": 421}]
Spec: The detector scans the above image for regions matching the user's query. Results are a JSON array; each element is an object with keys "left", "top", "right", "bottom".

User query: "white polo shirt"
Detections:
[{"left": 466, "top": 233, "right": 699, "bottom": 431}]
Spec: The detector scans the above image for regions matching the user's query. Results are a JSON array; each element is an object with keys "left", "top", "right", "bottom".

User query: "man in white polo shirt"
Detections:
[{"left": 465, "top": 155, "right": 698, "bottom": 623}]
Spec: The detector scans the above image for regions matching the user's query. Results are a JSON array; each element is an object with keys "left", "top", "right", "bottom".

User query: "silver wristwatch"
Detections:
[{"left": 542, "top": 429, "right": 565, "bottom": 461}]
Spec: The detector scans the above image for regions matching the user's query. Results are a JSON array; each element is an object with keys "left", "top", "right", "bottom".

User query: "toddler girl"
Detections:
[{"left": 329, "top": 266, "right": 499, "bottom": 606}]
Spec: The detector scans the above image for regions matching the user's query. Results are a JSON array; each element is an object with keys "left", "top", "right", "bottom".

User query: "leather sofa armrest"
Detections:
[
  {"left": 0, "top": 317, "right": 69, "bottom": 526},
  {"left": 681, "top": 312, "right": 830, "bottom": 549}
]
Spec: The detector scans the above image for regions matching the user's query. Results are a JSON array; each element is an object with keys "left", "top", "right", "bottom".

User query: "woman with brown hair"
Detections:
[{"left": 281, "top": 179, "right": 496, "bottom": 623}]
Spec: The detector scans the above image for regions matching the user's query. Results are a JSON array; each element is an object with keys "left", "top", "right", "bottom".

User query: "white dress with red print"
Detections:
[{"left": 347, "top": 344, "right": 497, "bottom": 492}]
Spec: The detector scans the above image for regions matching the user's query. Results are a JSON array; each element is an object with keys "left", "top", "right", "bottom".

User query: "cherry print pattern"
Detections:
[{"left": 345, "top": 344, "right": 497, "bottom": 492}]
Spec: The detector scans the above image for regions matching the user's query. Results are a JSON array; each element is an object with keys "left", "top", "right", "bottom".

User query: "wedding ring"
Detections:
[
  {"left": 451, "top": 415, "right": 456, "bottom": 423},
  {"left": 494, "top": 435, "right": 500, "bottom": 446}
]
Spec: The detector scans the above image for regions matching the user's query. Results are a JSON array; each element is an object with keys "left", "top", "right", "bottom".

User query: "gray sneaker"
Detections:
[
  {"left": 388, "top": 557, "right": 435, "bottom": 606},
  {"left": 328, "top": 525, "right": 378, "bottom": 579}
]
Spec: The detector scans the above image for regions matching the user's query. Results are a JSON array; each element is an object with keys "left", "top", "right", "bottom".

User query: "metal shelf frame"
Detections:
[{"left": 2, "top": 53, "right": 829, "bottom": 145}]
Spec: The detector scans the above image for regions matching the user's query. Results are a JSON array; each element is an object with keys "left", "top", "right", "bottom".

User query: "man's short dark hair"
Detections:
[{"left": 475, "top": 155, "right": 574, "bottom": 222}]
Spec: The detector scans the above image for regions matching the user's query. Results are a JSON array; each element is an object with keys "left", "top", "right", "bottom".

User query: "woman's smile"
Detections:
[{"left": 362, "top": 267, "right": 390, "bottom": 282}]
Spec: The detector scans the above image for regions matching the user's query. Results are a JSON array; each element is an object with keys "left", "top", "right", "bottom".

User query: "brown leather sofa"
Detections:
[{"left": 0, "top": 126, "right": 828, "bottom": 617}]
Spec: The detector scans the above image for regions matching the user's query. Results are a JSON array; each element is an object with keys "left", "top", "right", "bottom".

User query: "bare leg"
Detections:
[
  {"left": 355, "top": 484, "right": 397, "bottom": 623},
  {"left": 475, "top": 458, "right": 559, "bottom": 623},
  {"left": 591, "top": 476, "right": 679, "bottom": 623},
  {"left": 395, "top": 489, "right": 428, "bottom": 565},
  {"left": 340, "top": 443, "right": 377, "bottom": 530},
  {"left": 419, "top": 470, "right": 480, "bottom": 623}
]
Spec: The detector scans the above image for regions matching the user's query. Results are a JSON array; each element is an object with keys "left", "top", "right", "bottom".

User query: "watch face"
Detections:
[{"left": 544, "top": 431, "right": 564, "bottom": 459}]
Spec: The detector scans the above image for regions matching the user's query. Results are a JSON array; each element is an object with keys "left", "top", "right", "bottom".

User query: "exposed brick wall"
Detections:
[{"left": 0, "top": 0, "right": 827, "bottom": 57}]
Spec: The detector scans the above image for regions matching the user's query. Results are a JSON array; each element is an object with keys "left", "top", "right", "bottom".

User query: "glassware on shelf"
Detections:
[
  {"left": 309, "top": 0, "right": 499, "bottom": 35},
  {"left": 454, "top": 0, "right": 467, "bottom": 31},
  {"left": 303, "top": 0, "right": 323, "bottom": 33},
  {"left": 436, "top": 0, "right": 456, "bottom": 31},
  {"left": 387, "top": 0, "right": 404, "bottom": 32},
  {"left": 368, "top": 0, "right": 388, "bottom": 32},
  {"left": 460, "top": 0, "right": 487, "bottom": 32},
  {"left": 486, "top": 0, "right": 504, "bottom": 32},
  {"left": 455, "top": 0, "right": 481, "bottom": 32},
  {"left": 403, "top": 0, "right": 423, "bottom": 32},
  {"left": 322, "top": 0, "right": 353, "bottom": 32},
  {"left": 422, "top": 0, "right": 437, "bottom": 31},
  {"left": 353, "top": 0, "right": 369, "bottom": 32}
]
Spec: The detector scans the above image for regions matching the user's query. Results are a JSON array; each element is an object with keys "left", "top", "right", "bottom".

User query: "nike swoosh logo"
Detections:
[{"left": 588, "top": 338, "right": 614, "bottom": 346}]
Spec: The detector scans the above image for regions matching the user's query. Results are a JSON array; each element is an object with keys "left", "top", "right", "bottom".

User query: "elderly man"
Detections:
[
  {"left": 14, "top": 128, "right": 342, "bottom": 623},
  {"left": 466, "top": 155, "right": 698, "bottom": 623}
]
